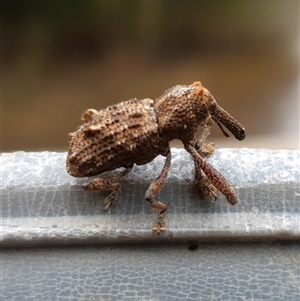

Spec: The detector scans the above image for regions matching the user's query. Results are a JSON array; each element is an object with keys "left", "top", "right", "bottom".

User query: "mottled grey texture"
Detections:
[
  {"left": 1, "top": 243, "right": 300, "bottom": 301},
  {"left": 1, "top": 149, "right": 300, "bottom": 301},
  {"left": 1, "top": 148, "right": 299, "bottom": 246}
]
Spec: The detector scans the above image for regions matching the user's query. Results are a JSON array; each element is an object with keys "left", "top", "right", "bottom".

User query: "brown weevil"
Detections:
[{"left": 66, "top": 81, "right": 245, "bottom": 234}]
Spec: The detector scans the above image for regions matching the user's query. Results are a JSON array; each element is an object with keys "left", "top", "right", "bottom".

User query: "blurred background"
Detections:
[{"left": 2, "top": 0, "right": 299, "bottom": 152}]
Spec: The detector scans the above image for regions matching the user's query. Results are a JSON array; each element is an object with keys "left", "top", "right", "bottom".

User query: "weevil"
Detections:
[{"left": 66, "top": 81, "right": 245, "bottom": 234}]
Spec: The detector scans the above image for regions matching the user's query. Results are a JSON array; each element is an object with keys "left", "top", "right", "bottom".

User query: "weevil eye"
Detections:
[{"left": 208, "top": 99, "right": 217, "bottom": 112}]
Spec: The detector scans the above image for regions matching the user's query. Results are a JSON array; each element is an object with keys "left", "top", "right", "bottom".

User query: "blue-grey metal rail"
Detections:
[
  {"left": 1, "top": 148, "right": 299, "bottom": 247},
  {"left": 1, "top": 149, "right": 299, "bottom": 301}
]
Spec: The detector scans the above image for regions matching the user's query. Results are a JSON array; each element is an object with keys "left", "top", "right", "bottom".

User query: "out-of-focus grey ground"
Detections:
[{"left": 2, "top": 0, "right": 299, "bottom": 152}]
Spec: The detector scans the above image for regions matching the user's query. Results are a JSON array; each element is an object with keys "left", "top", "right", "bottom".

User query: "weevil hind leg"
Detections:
[
  {"left": 145, "top": 149, "right": 171, "bottom": 235},
  {"left": 84, "top": 165, "right": 133, "bottom": 211},
  {"left": 185, "top": 143, "right": 239, "bottom": 205}
]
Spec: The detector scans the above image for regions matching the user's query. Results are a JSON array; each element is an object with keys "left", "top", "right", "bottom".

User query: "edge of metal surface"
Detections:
[{"left": 1, "top": 148, "right": 299, "bottom": 247}]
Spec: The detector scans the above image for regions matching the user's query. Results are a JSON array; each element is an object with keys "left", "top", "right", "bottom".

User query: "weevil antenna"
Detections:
[{"left": 216, "top": 121, "right": 230, "bottom": 138}]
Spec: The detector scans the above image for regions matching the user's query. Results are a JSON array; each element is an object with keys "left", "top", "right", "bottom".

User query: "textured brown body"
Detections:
[
  {"left": 66, "top": 81, "right": 246, "bottom": 234},
  {"left": 67, "top": 98, "right": 162, "bottom": 177},
  {"left": 67, "top": 82, "right": 223, "bottom": 176}
]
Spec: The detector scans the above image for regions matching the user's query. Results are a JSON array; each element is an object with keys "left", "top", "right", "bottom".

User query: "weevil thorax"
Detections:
[{"left": 155, "top": 81, "right": 213, "bottom": 143}]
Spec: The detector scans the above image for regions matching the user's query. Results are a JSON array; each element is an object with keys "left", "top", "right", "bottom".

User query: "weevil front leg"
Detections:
[
  {"left": 84, "top": 165, "right": 133, "bottom": 211},
  {"left": 192, "top": 123, "right": 217, "bottom": 199},
  {"left": 193, "top": 154, "right": 218, "bottom": 201},
  {"left": 185, "top": 143, "right": 239, "bottom": 205},
  {"left": 145, "top": 149, "right": 171, "bottom": 235},
  {"left": 195, "top": 126, "right": 215, "bottom": 158},
  {"left": 195, "top": 117, "right": 215, "bottom": 158}
]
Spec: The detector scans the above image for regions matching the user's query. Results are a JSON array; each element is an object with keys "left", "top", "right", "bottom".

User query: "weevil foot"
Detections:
[
  {"left": 152, "top": 211, "right": 167, "bottom": 235},
  {"left": 197, "top": 142, "right": 215, "bottom": 158},
  {"left": 144, "top": 149, "right": 171, "bottom": 233},
  {"left": 147, "top": 199, "right": 169, "bottom": 234},
  {"left": 83, "top": 166, "right": 133, "bottom": 211},
  {"left": 85, "top": 180, "right": 121, "bottom": 211},
  {"left": 103, "top": 187, "right": 122, "bottom": 211},
  {"left": 195, "top": 120, "right": 215, "bottom": 158}
]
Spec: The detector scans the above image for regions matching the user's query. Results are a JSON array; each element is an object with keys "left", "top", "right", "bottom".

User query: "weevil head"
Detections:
[
  {"left": 156, "top": 81, "right": 245, "bottom": 142},
  {"left": 199, "top": 85, "right": 246, "bottom": 141}
]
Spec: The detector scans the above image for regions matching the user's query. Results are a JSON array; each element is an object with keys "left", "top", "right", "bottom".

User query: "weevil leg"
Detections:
[
  {"left": 84, "top": 165, "right": 133, "bottom": 211},
  {"left": 145, "top": 149, "right": 171, "bottom": 235},
  {"left": 185, "top": 143, "right": 239, "bottom": 205},
  {"left": 192, "top": 125, "right": 217, "bottom": 199},
  {"left": 193, "top": 155, "right": 218, "bottom": 201},
  {"left": 195, "top": 120, "right": 215, "bottom": 158},
  {"left": 152, "top": 212, "right": 166, "bottom": 236}
]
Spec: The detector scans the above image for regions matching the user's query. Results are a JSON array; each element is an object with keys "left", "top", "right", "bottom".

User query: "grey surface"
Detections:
[
  {"left": 1, "top": 243, "right": 300, "bottom": 301},
  {"left": 1, "top": 148, "right": 299, "bottom": 246},
  {"left": 1, "top": 149, "right": 300, "bottom": 301}
]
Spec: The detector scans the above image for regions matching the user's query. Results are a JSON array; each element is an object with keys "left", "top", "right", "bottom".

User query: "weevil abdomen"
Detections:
[{"left": 66, "top": 98, "right": 161, "bottom": 177}]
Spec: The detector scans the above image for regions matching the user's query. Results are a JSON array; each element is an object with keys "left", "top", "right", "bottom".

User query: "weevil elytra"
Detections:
[{"left": 66, "top": 81, "right": 245, "bottom": 234}]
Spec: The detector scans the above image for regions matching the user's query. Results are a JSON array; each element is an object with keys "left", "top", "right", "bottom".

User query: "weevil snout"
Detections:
[
  {"left": 212, "top": 105, "right": 246, "bottom": 141},
  {"left": 202, "top": 90, "right": 245, "bottom": 141}
]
